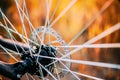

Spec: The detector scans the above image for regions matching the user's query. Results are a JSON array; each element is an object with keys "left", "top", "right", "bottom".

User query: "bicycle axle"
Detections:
[{"left": 0, "top": 38, "right": 56, "bottom": 79}]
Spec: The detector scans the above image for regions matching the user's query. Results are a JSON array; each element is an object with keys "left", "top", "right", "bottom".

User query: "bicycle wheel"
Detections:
[{"left": 0, "top": 0, "right": 120, "bottom": 80}]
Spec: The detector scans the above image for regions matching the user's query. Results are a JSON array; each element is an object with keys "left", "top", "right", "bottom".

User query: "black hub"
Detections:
[{"left": 16, "top": 45, "right": 56, "bottom": 78}]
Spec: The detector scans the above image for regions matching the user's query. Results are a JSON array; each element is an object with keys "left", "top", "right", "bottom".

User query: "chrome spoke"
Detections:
[
  {"left": 68, "top": 0, "right": 114, "bottom": 45},
  {"left": 50, "top": 0, "right": 77, "bottom": 27}
]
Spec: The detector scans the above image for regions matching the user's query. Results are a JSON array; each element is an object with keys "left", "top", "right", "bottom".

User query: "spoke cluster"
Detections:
[
  {"left": 19, "top": 45, "right": 56, "bottom": 78},
  {"left": 30, "top": 26, "right": 71, "bottom": 78}
]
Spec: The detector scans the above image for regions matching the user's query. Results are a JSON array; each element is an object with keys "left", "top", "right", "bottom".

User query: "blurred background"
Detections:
[{"left": 0, "top": 0, "right": 120, "bottom": 80}]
